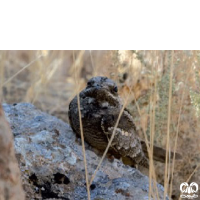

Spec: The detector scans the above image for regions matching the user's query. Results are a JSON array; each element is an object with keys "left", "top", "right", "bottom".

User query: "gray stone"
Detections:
[{"left": 3, "top": 103, "right": 167, "bottom": 200}]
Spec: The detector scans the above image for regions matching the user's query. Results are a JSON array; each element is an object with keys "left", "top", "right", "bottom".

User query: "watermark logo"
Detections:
[{"left": 180, "top": 182, "right": 198, "bottom": 199}]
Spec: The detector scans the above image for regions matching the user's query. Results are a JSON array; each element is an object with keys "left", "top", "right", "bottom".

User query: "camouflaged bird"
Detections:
[{"left": 68, "top": 76, "right": 180, "bottom": 168}]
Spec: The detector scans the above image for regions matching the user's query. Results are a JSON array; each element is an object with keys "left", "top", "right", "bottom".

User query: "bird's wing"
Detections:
[{"left": 101, "top": 112, "right": 148, "bottom": 167}]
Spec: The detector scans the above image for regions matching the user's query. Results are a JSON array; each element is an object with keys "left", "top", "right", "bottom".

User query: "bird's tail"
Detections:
[{"left": 141, "top": 140, "right": 182, "bottom": 163}]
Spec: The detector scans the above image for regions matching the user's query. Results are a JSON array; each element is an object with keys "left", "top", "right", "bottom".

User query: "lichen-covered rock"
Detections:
[{"left": 3, "top": 103, "right": 167, "bottom": 200}]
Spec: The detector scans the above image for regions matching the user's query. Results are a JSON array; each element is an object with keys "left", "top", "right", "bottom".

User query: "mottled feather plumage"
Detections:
[{"left": 68, "top": 76, "right": 181, "bottom": 168}]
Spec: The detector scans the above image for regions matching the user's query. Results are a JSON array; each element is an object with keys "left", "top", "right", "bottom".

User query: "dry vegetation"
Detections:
[
  {"left": 0, "top": 102, "right": 25, "bottom": 200},
  {"left": 0, "top": 50, "right": 200, "bottom": 199}
]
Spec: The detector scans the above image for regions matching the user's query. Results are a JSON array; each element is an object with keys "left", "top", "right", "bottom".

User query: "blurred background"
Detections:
[{"left": 0, "top": 50, "right": 200, "bottom": 199}]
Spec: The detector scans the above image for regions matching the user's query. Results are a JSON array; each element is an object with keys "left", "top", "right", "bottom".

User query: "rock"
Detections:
[{"left": 3, "top": 103, "right": 168, "bottom": 200}]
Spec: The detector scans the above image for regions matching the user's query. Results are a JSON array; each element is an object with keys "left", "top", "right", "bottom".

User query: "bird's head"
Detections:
[{"left": 86, "top": 76, "right": 118, "bottom": 95}]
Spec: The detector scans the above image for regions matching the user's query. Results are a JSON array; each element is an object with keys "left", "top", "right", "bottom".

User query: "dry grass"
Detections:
[
  {"left": 164, "top": 50, "right": 174, "bottom": 198},
  {"left": 1, "top": 50, "right": 200, "bottom": 200},
  {"left": 73, "top": 50, "right": 91, "bottom": 199}
]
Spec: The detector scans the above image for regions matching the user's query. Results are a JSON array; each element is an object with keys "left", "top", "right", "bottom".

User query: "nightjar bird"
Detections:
[{"left": 68, "top": 76, "right": 180, "bottom": 168}]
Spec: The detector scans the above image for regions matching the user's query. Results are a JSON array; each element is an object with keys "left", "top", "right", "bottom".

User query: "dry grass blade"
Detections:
[
  {"left": 3, "top": 54, "right": 43, "bottom": 86},
  {"left": 164, "top": 50, "right": 174, "bottom": 199},
  {"left": 89, "top": 90, "right": 131, "bottom": 185},
  {"left": 178, "top": 164, "right": 200, "bottom": 200},
  {"left": 73, "top": 51, "right": 91, "bottom": 200},
  {"left": 0, "top": 51, "right": 6, "bottom": 99},
  {"left": 186, "top": 164, "right": 200, "bottom": 183},
  {"left": 89, "top": 50, "right": 96, "bottom": 76},
  {"left": 132, "top": 88, "right": 160, "bottom": 200},
  {"left": 32, "top": 62, "right": 60, "bottom": 104},
  {"left": 169, "top": 67, "right": 191, "bottom": 198},
  {"left": 149, "top": 51, "right": 160, "bottom": 200}
]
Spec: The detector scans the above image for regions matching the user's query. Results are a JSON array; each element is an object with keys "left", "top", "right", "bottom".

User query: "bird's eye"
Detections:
[
  {"left": 87, "top": 81, "right": 92, "bottom": 87},
  {"left": 113, "top": 86, "right": 118, "bottom": 93}
]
